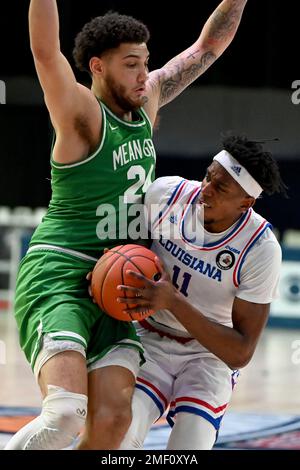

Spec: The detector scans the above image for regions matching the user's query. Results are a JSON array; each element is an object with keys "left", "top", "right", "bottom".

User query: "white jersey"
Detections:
[{"left": 143, "top": 176, "right": 281, "bottom": 337}]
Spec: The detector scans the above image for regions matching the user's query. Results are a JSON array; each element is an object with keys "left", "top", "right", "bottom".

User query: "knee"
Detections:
[
  {"left": 22, "top": 387, "right": 88, "bottom": 450},
  {"left": 91, "top": 405, "right": 132, "bottom": 435},
  {"left": 42, "top": 387, "right": 88, "bottom": 437},
  {"left": 82, "top": 406, "right": 132, "bottom": 450}
]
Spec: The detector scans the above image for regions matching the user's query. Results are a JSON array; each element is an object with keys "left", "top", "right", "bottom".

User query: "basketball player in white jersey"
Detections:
[{"left": 117, "top": 134, "right": 286, "bottom": 449}]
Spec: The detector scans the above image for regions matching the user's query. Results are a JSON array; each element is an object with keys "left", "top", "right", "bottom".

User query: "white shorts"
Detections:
[
  {"left": 135, "top": 327, "right": 239, "bottom": 431},
  {"left": 87, "top": 346, "right": 140, "bottom": 378}
]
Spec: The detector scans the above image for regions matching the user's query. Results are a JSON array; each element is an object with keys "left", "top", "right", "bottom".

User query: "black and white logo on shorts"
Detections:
[{"left": 216, "top": 250, "right": 235, "bottom": 270}]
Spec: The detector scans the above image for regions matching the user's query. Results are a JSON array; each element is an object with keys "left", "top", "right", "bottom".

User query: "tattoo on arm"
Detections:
[
  {"left": 159, "top": 50, "right": 216, "bottom": 107},
  {"left": 209, "top": 0, "right": 246, "bottom": 42},
  {"left": 209, "top": 11, "right": 236, "bottom": 40},
  {"left": 154, "top": 1, "right": 247, "bottom": 108}
]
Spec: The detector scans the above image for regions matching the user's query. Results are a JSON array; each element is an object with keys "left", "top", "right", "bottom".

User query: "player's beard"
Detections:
[{"left": 107, "top": 77, "right": 144, "bottom": 112}]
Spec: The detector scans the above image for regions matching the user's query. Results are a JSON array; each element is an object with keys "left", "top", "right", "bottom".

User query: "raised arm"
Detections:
[
  {"left": 29, "top": 0, "right": 100, "bottom": 162},
  {"left": 145, "top": 0, "right": 247, "bottom": 120}
]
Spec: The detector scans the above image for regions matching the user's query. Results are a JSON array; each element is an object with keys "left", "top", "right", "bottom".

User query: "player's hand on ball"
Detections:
[
  {"left": 117, "top": 257, "right": 176, "bottom": 315},
  {"left": 91, "top": 244, "right": 161, "bottom": 321}
]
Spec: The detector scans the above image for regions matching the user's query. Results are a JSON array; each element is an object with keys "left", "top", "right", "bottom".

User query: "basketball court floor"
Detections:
[{"left": 1, "top": 310, "right": 300, "bottom": 450}]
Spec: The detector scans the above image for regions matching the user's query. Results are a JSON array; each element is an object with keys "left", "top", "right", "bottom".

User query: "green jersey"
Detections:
[{"left": 30, "top": 101, "right": 156, "bottom": 257}]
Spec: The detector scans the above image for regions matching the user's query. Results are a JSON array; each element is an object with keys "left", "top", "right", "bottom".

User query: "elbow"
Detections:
[
  {"left": 200, "top": 33, "right": 236, "bottom": 59},
  {"left": 227, "top": 351, "right": 253, "bottom": 370},
  {"left": 30, "top": 45, "right": 54, "bottom": 63},
  {"left": 30, "top": 38, "right": 60, "bottom": 64}
]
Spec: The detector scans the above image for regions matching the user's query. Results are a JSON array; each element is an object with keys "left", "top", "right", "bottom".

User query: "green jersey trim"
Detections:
[
  {"left": 27, "top": 244, "right": 98, "bottom": 263},
  {"left": 101, "top": 101, "right": 146, "bottom": 128},
  {"left": 51, "top": 101, "right": 107, "bottom": 169}
]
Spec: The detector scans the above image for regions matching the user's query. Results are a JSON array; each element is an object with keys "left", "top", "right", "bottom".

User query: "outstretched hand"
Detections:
[{"left": 117, "top": 257, "right": 177, "bottom": 315}]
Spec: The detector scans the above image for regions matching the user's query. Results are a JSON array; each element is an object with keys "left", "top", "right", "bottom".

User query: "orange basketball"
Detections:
[{"left": 91, "top": 244, "right": 161, "bottom": 321}]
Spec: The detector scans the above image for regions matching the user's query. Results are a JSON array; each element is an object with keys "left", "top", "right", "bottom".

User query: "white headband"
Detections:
[{"left": 213, "top": 150, "right": 263, "bottom": 199}]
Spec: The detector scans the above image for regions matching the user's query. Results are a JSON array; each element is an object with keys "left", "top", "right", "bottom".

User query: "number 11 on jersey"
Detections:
[{"left": 172, "top": 265, "right": 192, "bottom": 297}]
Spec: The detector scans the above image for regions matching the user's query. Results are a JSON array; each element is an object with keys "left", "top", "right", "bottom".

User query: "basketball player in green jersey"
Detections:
[{"left": 5, "top": 0, "right": 248, "bottom": 450}]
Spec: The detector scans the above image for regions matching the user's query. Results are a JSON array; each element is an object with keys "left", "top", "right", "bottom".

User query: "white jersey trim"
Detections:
[
  {"left": 233, "top": 220, "right": 271, "bottom": 286},
  {"left": 51, "top": 101, "right": 107, "bottom": 169},
  {"left": 153, "top": 179, "right": 188, "bottom": 230},
  {"left": 27, "top": 244, "right": 98, "bottom": 262},
  {"left": 48, "top": 331, "right": 87, "bottom": 348},
  {"left": 140, "top": 106, "right": 154, "bottom": 136},
  {"left": 153, "top": 177, "right": 255, "bottom": 252}
]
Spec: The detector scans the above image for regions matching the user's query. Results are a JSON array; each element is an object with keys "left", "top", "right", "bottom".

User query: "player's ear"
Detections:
[
  {"left": 240, "top": 196, "right": 255, "bottom": 210},
  {"left": 89, "top": 57, "right": 103, "bottom": 75}
]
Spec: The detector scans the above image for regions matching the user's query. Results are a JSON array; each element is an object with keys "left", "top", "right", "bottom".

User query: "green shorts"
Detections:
[{"left": 14, "top": 248, "right": 143, "bottom": 370}]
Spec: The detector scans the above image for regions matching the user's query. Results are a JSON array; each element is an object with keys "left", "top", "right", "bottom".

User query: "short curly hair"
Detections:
[
  {"left": 222, "top": 134, "right": 287, "bottom": 196},
  {"left": 73, "top": 12, "right": 150, "bottom": 73}
]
